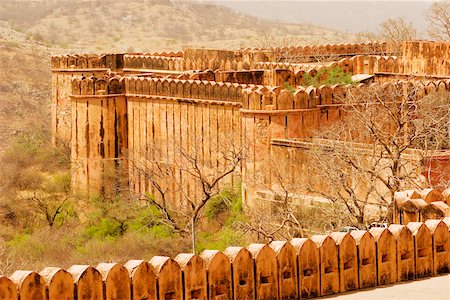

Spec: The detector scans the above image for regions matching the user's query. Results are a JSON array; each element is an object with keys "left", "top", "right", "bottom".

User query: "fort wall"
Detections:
[
  {"left": 240, "top": 80, "right": 450, "bottom": 209},
  {"left": 51, "top": 54, "right": 124, "bottom": 147},
  {"left": 403, "top": 41, "right": 450, "bottom": 76},
  {"left": 2, "top": 216, "right": 449, "bottom": 299},
  {"left": 52, "top": 41, "right": 450, "bottom": 207},
  {"left": 70, "top": 76, "right": 128, "bottom": 195}
]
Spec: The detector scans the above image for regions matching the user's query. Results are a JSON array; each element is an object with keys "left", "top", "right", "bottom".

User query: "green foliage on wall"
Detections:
[{"left": 303, "top": 67, "right": 353, "bottom": 87}]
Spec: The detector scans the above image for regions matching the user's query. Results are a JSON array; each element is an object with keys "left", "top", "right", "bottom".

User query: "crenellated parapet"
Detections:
[
  {"left": 123, "top": 54, "right": 185, "bottom": 72},
  {"left": 51, "top": 54, "right": 124, "bottom": 71},
  {"left": 394, "top": 188, "right": 450, "bottom": 224},
  {"left": 255, "top": 55, "right": 403, "bottom": 75},
  {"left": 1, "top": 217, "right": 449, "bottom": 299},
  {"left": 124, "top": 76, "right": 265, "bottom": 104},
  {"left": 71, "top": 75, "right": 125, "bottom": 95},
  {"left": 244, "top": 42, "right": 393, "bottom": 62},
  {"left": 241, "top": 79, "right": 450, "bottom": 111}
]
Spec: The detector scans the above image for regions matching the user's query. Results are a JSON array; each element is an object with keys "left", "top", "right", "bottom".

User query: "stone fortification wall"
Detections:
[
  {"left": 403, "top": 41, "right": 450, "bottom": 77},
  {"left": 70, "top": 76, "right": 128, "bottom": 195},
  {"left": 1, "top": 218, "right": 448, "bottom": 299},
  {"left": 51, "top": 54, "right": 124, "bottom": 147},
  {"left": 125, "top": 77, "right": 243, "bottom": 208},
  {"left": 240, "top": 80, "right": 450, "bottom": 209}
]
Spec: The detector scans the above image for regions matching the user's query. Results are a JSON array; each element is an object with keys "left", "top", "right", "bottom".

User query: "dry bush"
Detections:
[
  {"left": 379, "top": 17, "right": 417, "bottom": 54},
  {"left": 427, "top": 0, "right": 450, "bottom": 41}
]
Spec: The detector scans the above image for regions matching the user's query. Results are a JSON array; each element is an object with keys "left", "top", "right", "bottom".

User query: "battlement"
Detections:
[
  {"left": 51, "top": 54, "right": 124, "bottom": 71},
  {"left": 395, "top": 188, "right": 450, "bottom": 223},
  {"left": 70, "top": 73, "right": 450, "bottom": 109},
  {"left": 71, "top": 76, "right": 125, "bottom": 95},
  {"left": 241, "top": 79, "right": 450, "bottom": 111},
  {"left": 254, "top": 41, "right": 392, "bottom": 58},
  {"left": 123, "top": 54, "right": 185, "bottom": 71},
  {"left": 1, "top": 216, "right": 449, "bottom": 299}
]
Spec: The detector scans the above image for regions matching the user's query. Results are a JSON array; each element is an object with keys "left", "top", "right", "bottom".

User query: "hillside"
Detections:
[
  {"left": 0, "top": 0, "right": 351, "bottom": 53},
  {"left": 0, "top": 23, "right": 50, "bottom": 152}
]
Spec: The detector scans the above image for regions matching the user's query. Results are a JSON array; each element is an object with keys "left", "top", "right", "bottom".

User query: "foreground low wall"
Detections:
[{"left": 1, "top": 219, "right": 449, "bottom": 300}]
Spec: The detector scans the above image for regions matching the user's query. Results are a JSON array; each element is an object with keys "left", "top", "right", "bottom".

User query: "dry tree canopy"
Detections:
[
  {"left": 305, "top": 84, "right": 450, "bottom": 225},
  {"left": 379, "top": 17, "right": 417, "bottom": 54},
  {"left": 427, "top": 0, "right": 450, "bottom": 41}
]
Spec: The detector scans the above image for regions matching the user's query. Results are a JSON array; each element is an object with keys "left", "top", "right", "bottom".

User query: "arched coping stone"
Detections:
[
  {"left": 350, "top": 230, "right": 377, "bottom": 288},
  {"left": 425, "top": 220, "right": 450, "bottom": 274},
  {"left": 369, "top": 228, "right": 397, "bottom": 285},
  {"left": 0, "top": 276, "right": 17, "bottom": 300},
  {"left": 310, "top": 235, "right": 339, "bottom": 296},
  {"left": 67, "top": 265, "right": 103, "bottom": 300},
  {"left": 199, "top": 250, "right": 232, "bottom": 300},
  {"left": 247, "top": 243, "right": 279, "bottom": 300},
  {"left": 388, "top": 225, "right": 415, "bottom": 281},
  {"left": 406, "top": 222, "right": 433, "bottom": 278},
  {"left": 330, "top": 232, "right": 358, "bottom": 292},
  {"left": 149, "top": 256, "right": 182, "bottom": 300},
  {"left": 96, "top": 263, "right": 131, "bottom": 300},
  {"left": 39, "top": 267, "right": 74, "bottom": 300},
  {"left": 124, "top": 260, "right": 157, "bottom": 300},
  {"left": 223, "top": 246, "right": 255, "bottom": 300},
  {"left": 269, "top": 241, "right": 298, "bottom": 300},
  {"left": 290, "top": 238, "right": 320, "bottom": 299},
  {"left": 10, "top": 270, "right": 46, "bottom": 300},
  {"left": 174, "top": 253, "right": 207, "bottom": 300}
]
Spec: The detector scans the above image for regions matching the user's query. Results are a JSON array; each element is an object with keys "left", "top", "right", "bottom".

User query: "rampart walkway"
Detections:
[{"left": 325, "top": 274, "right": 450, "bottom": 300}]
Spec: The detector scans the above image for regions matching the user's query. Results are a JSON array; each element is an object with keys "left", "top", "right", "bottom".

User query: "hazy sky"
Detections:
[{"left": 206, "top": 1, "right": 434, "bottom": 36}]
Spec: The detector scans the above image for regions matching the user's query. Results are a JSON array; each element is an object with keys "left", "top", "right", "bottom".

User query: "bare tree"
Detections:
[
  {"left": 379, "top": 17, "right": 417, "bottom": 54},
  {"left": 234, "top": 153, "right": 356, "bottom": 242},
  {"left": 304, "top": 84, "right": 450, "bottom": 226},
  {"left": 22, "top": 193, "right": 71, "bottom": 227},
  {"left": 427, "top": 0, "right": 450, "bottom": 41},
  {"left": 127, "top": 139, "right": 245, "bottom": 253}
]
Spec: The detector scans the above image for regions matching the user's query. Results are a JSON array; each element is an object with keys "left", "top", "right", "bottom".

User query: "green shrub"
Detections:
[
  {"left": 84, "top": 218, "right": 126, "bottom": 240},
  {"left": 284, "top": 82, "right": 296, "bottom": 95},
  {"left": 303, "top": 67, "right": 353, "bottom": 87}
]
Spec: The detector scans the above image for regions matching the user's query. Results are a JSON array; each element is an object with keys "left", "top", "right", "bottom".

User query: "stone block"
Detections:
[
  {"left": 247, "top": 244, "right": 279, "bottom": 300},
  {"left": 149, "top": 256, "right": 182, "bottom": 300},
  {"left": 350, "top": 230, "right": 377, "bottom": 288},
  {"left": 369, "top": 228, "right": 397, "bottom": 285},
  {"left": 67, "top": 265, "right": 103, "bottom": 300},
  {"left": 124, "top": 260, "right": 157, "bottom": 300},
  {"left": 175, "top": 254, "right": 207, "bottom": 300},
  {"left": 407, "top": 222, "right": 433, "bottom": 278},
  {"left": 389, "top": 225, "right": 415, "bottom": 281},
  {"left": 270, "top": 241, "right": 298, "bottom": 300},
  {"left": 425, "top": 220, "right": 450, "bottom": 274},
  {"left": 330, "top": 232, "right": 358, "bottom": 292},
  {"left": 40, "top": 267, "right": 74, "bottom": 300},
  {"left": 10, "top": 271, "right": 46, "bottom": 300},
  {"left": 96, "top": 263, "right": 131, "bottom": 300},
  {"left": 311, "top": 235, "right": 339, "bottom": 296},
  {"left": 223, "top": 247, "right": 255, "bottom": 300},
  {"left": 290, "top": 238, "right": 320, "bottom": 299},
  {"left": 199, "top": 250, "right": 232, "bottom": 300}
]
